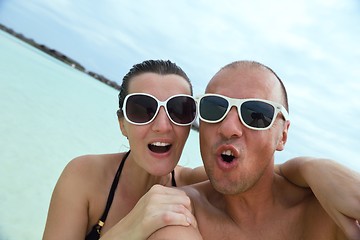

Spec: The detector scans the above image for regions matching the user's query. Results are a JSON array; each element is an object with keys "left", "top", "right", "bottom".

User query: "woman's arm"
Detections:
[
  {"left": 100, "top": 185, "right": 197, "bottom": 240},
  {"left": 43, "top": 157, "right": 198, "bottom": 240},
  {"left": 43, "top": 157, "right": 92, "bottom": 239},
  {"left": 148, "top": 225, "right": 203, "bottom": 240},
  {"left": 279, "top": 157, "right": 360, "bottom": 238}
]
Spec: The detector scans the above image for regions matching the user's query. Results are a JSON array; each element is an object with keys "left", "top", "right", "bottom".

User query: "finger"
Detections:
[
  {"left": 144, "top": 200, "right": 197, "bottom": 227},
  {"left": 150, "top": 184, "right": 189, "bottom": 196},
  {"left": 168, "top": 203, "right": 197, "bottom": 227},
  {"left": 147, "top": 191, "right": 192, "bottom": 211},
  {"left": 345, "top": 219, "right": 360, "bottom": 240},
  {"left": 154, "top": 209, "right": 197, "bottom": 228},
  {"left": 144, "top": 211, "right": 199, "bottom": 240},
  {"left": 334, "top": 214, "right": 360, "bottom": 239}
]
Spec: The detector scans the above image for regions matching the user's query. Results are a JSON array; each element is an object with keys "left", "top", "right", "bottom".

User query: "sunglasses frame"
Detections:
[
  {"left": 197, "top": 93, "right": 289, "bottom": 130},
  {"left": 122, "top": 93, "right": 197, "bottom": 126}
]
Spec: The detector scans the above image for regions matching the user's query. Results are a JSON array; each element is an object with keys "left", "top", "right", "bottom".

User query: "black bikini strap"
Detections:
[
  {"left": 93, "top": 151, "right": 175, "bottom": 235},
  {"left": 171, "top": 169, "right": 177, "bottom": 187},
  {"left": 99, "top": 150, "right": 130, "bottom": 223}
]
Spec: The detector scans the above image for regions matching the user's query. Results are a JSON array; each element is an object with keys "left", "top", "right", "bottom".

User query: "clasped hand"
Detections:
[{"left": 100, "top": 184, "right": 196, "bottom": 239}]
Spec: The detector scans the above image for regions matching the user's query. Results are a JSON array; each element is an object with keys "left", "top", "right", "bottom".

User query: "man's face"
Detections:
[{"left": 199, "top": 66, "right": 289, "bottom": 195}]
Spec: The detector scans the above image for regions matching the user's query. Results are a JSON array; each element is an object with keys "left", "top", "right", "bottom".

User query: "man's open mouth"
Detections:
[{"left": 221, "top": 149, "right": 235, "bottom": 163}]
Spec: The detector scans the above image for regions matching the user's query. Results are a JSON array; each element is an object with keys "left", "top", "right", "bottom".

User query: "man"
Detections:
[{"left": 149, "top": 60, "right": 358, "bottom": 239}]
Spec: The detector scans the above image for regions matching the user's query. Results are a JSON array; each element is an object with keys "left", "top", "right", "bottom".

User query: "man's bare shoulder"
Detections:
[
  {"left": 274, "top": 173, "right": 314, "bottom": 207},
  {"left": 275, "top": 175, "right": 349, "bottom": 239},
  {"left": 180, "top": 180, "right": 215, "bottom": 203},
  {"left": 180, "top": 181, "right": 226, "bottom": 224}
]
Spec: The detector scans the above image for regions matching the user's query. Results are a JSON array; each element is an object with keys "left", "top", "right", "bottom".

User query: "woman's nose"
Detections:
[{"left": 151, "top": 107, "right": 172, "bottom": 132}]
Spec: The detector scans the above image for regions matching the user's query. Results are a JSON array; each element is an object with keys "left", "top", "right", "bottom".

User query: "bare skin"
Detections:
[
  {"left": 43, "top": 61, "right": 359, "bottom": 240},
  {"left": 43, "top": 73, "right": 207, "bottom": 240},
  {"left": 149, "top": 61, "right": 358, "bottom": 240}
]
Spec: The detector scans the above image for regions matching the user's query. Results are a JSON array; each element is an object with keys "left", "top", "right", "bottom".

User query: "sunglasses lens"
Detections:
[
  {"left": 126, "top": 95, "right": 157, "bottom": 124},
  {"left": 167, "top": 96, "right": 196, "bottom": 125},
  {"left": 200, "top": 96, "right": 229, "bottom": 122},
  {"left": 241, "top": 101, "right": 275, "bottom": 128}
]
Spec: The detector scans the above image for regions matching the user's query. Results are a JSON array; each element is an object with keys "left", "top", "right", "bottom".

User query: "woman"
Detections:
[{"left": 43, "top": 60, "right": 360, "bottom": 239}]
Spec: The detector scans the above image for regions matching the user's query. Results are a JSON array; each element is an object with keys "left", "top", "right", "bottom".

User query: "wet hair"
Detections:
[
  {"left": 117, "top": 60, "right": 192, "bottom": 117},
  {"left": 221, "top": 60, "right": 289, "bottom": 112}
]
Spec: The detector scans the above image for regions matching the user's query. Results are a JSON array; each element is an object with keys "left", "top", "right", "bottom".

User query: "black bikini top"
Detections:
[{"left": 85, "top": 151, "right": 177, "bottom": 239}]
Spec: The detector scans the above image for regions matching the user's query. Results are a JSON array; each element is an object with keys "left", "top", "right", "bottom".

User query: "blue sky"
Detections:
[{"left": 1, "top": 0, "right": 359, "bottom": 170}]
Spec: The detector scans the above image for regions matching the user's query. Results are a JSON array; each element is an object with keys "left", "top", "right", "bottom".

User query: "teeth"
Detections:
[
  {"left": 222, "top": 150, "right": 234, "bottom": 156},
  {"left": 151, "top": 142, "right": 170, "bottom": 147}
]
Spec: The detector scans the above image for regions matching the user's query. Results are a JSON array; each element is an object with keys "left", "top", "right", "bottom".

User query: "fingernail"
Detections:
[{"left": 188, "top": 217, "right": 198, "bottom": 227}]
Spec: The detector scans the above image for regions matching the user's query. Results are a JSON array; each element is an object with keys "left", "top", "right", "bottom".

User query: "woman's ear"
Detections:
[
  {"left": 276, "top": 120, "right": 290, "bottom": 151},
  {"left": 119, "top": 117, "right": 128, "bottom": 138}
]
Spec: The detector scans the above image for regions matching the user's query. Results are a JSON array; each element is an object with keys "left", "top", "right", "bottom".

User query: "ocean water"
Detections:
[{"left": 0, "top": 30, "right": 202, "bottom": 240}]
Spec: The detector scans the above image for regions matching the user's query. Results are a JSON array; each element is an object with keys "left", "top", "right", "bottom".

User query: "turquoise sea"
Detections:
[{"left": 0, "top": 30, "right": 202, "bottom": 240}]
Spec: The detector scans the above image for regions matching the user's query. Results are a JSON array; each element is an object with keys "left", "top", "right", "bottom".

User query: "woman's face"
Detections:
[{"left": 119, "top": 72, "right": 192, "bottom": 176}]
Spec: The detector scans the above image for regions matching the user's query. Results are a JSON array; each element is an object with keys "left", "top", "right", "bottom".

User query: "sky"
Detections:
[{"left": 1, "top": 0, "right": 360, "bottom": 170}]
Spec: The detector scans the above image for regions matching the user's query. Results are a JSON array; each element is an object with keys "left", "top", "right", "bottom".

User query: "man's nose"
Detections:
[{"left": 218, "top": 107, "right": 244, "bottom": 139}]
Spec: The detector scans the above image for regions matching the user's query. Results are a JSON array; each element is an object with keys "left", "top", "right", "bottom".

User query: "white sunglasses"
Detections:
[
  {"left": 122, "top": 93, "right": 197, "bottom": 126},
  {"left": 197, "top": 93, "right": 289, "bottom": 130}
]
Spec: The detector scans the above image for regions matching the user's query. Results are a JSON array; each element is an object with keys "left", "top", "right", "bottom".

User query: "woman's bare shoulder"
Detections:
[
  {"left": 57, "top": 152, "right": 125, "bottom": 194},
  {"left": 64, "top": 153, "right": 121, "bottom": 176}
]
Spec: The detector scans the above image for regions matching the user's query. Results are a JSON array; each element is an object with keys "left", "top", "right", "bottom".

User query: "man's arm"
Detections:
[
  {"left": 279, "top": 157, "right": 360, "bottom": 239},
  {"left": 148, "top": 225, "right": 203, "bottom": 240}
]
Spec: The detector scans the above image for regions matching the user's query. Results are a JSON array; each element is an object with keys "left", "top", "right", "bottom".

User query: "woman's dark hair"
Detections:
[{"left": 117, "top": 60, "right": 192, "bottom": 117}]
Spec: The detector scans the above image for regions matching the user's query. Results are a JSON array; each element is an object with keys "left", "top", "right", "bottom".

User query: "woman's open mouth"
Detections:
[{"left": 148, "top": 142, "right": 171, "bottom": 153}]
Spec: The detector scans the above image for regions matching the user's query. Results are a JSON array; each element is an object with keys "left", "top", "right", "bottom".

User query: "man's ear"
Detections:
[{"left": 276, "top": 120, "right": 290, "bottom": 151}]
